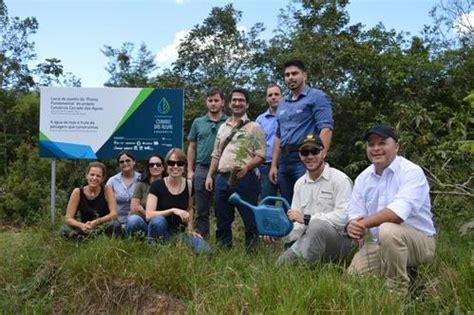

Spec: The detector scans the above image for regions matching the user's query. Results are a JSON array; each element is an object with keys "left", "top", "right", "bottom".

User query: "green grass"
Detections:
[{"left": 0, "top": 224, "right": 472, "bottom": 314}]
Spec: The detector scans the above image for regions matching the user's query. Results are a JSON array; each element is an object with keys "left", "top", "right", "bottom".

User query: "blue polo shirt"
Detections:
[
  {"left": 256, "top": 109, "right": 278, "bottom": 163},
  {"left": 187, "top": 113, "right": 228, "bottom": 165},
  {"left": 276, "top": 86, "right": 333, "bottom": 146}
]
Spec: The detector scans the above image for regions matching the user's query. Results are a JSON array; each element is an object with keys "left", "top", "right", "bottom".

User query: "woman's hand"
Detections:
[
  {"left": 173, "top": 209, "right": 190, "bottom": 223},
  {"left": 188, "top": 230, "right": 203, "bottom": 239}
]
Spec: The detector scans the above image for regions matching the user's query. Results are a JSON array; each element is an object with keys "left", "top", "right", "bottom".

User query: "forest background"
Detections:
[{"left": 0, "top": 0, "right": 472, "bottom": 313}]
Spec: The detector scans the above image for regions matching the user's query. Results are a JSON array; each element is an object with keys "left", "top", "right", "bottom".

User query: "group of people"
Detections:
[{"left": 61, "top": 59, "right": 436, "bottom": 293}]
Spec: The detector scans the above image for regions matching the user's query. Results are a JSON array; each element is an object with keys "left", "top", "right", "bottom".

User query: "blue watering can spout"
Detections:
[{"left": 228, "top": 193, "right": 293, "bottom": 238}]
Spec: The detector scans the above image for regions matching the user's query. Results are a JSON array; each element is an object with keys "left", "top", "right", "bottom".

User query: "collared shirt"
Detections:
[
  {"left": 211, "top": 114, "right": 266, "bottom": 173},
  {"left": 348, "top": 156, "right": 436, "bottom": 240},
  {"left": 106, "top": 171, "right": 141, "bottom": 224},
  {"left": 276, "top": 86, "right": 333, "bottom": 146},
  {"left": 256, "top": 108, "right": 278, "bottom": 163},
  {"left": 286, "top": 163, "right": 353, "bottom": 243},
  {"left": 187, "top": 113, "right": 228, "bottom": 165}
]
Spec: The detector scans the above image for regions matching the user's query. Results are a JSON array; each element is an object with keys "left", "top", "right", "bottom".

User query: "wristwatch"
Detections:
[{"left": 304, "top": 214, "right": 311, "bottom": 226}]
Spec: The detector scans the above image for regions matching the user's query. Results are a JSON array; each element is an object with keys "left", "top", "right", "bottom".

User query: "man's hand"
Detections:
[
  {"left": 237, "top": 166, "right": 248, "bottom": 178},
  {"left": 287, "top": 208, "right": 304, "bottom": 224},
  {"left": 346, "top": 217, "right": 367, "bottom": 240},
  {"left": 261, "top": 235, "right": 276, "bottom": 243},
  {"left": 187, "top": 170, "right": 194, "bottom": 180},
  {"left": 269, "top": 166, "right": 278, "bottom": 184},
  {"left": 205, "top": 176, "right": 213, "bottom": 191}
]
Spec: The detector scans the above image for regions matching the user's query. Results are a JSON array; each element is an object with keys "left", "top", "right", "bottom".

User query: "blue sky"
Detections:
[{"left": 7, "top": 0, "right": 443, "bottom": 87}]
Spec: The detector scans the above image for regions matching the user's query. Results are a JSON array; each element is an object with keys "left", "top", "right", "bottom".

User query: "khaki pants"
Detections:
[{"left": 348, "top": 223, "right": 435, "bottom": 289}]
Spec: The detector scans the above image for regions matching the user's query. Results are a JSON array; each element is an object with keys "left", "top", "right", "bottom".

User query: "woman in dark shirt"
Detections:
[
  {"left": 60, "top": 162, "right": 121, "bottom": 239},
  {"left": 146, "top": 148, "right": 210, "bottom": 254}
]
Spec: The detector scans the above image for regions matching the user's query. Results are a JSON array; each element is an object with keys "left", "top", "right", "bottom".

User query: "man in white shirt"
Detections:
[
  {"left": 346, "top": 125, "right": 436, "bottom": 291},
  {"left": 272, "top": 134, "right": 353, "bottom": 264}
]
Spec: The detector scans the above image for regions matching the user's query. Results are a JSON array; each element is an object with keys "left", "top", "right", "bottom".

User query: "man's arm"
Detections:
[
  {"left": 347, "top": 208, "right": 403, "bottom": 240},
  {"left": 269, "top": 136, "right": 281, "bottom": 184},
  {"left": 205, "top": 157, "right": 219, "bottom": 191},
  {"left": 319, "top": 127, "right": 332, "bottom": 154},
  {"left": 186, "top": 141, "right": 197, "bottom": 179}
]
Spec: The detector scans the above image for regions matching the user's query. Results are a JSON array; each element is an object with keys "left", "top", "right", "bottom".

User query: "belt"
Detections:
[
  {"left": 197, "top": 163, "right": 210, "bottom": 167},
  {"left": 217, "top": 171, "right": 231, "bottom": 178},
  {"left": 281, "top": 144, "right": 300, "bottom": 154},
  {"left": 263, "top": 161, "right": 272, "bottom": 166}
]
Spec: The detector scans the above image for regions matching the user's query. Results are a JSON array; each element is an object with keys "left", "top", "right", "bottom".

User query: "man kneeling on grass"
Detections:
[
  {"left": 345, "top": 126, "right": 436, "bottom": 293},
  {"left": 265, "top": 134, "right": 353, "bottom": 264}
]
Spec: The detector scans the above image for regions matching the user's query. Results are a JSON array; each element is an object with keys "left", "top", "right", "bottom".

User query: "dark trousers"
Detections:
[
  {"left": 214, "top": 171, "right": 258, "bottom": 249},
  {"left": 194, "top": 164, "right": 212, "bottom": 237},
  {"left": 278, "top": 151, "right": 306, "bottom": 205}
]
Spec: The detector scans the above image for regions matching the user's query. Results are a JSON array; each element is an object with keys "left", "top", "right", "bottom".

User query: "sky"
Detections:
[{"left": 5, "top": 0, "right": 457, "bottom": 87}]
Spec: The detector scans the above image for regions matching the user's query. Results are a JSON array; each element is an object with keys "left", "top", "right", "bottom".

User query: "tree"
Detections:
[
  {"left": 166, "top": 4, "right": 268, "bottom": 135},
  {"left": 102, "top": 42, "right": 156, "bottom": 87}
]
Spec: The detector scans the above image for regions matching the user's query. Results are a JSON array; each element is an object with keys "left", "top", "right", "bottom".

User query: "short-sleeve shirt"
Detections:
[
  {"left": 149, "top": 178, "right": 194, "bottom": 233},
  {"left": 106, "top": 171, "right": 141, "bottom": 224},
  {"left": 348, "top": 156, "right": 436, "bottom": 240},
  {"left": 211, "top": 114, "right": 266, "bottom": 173},
  {"left": 133, "top": 181, "right": 151, "bottom": 209},
  {"left": 187, "top": 113, "right": 228, "bottom": 165},
  {"left": 276, "top": 86, "right": 333, "bottom": 146}
]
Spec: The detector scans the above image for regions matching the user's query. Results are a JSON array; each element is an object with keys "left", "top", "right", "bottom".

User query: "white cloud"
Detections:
[
  {"left": 155, "top": 30, "right": 189, "bottom": 65},
  {"left": 175, "top": 0, "right": 184, "bottom": 4},
  {"left": 453, "top": 11, "right": 474, "bottom": 35}
]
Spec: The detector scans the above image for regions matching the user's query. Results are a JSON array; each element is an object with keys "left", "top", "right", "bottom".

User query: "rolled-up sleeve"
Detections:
[{"left": 387, "top": 167, "right": 429, "bottom": 221}]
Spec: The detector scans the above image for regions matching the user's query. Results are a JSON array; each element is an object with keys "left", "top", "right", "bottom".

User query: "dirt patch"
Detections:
[{"left": 57, "top": 279, "right": 187, "bottom": 314}]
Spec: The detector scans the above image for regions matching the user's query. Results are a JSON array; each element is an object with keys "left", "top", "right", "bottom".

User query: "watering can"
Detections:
[{"left": 228, "top": 193, "right": 293, "bottom": 238}]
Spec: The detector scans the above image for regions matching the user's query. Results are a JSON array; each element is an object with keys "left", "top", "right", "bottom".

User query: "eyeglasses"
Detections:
[
  {"left": 149, "top": 162, "right": 162, "bottom": 168},
  {"left": 167, "top": 160, "right": 185, "bottom": 167},
  {"left": 299, "top": 148, "right": 321, "bottom": 157},
  {"left": 119, "top": 159, "right": 132, "bottom": 164}
]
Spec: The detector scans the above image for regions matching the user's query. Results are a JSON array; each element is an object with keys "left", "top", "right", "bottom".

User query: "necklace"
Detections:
[
  {"left": 165, "top": 177, "right": 183, "bottom": 194},
  {"left": 87, "top": 186, "right": 99, "bottom": 198}
]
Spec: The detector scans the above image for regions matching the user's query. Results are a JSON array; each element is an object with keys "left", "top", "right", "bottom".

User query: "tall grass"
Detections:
[{"left": 0, "top": 223, "right": 472, "bottom": 314}]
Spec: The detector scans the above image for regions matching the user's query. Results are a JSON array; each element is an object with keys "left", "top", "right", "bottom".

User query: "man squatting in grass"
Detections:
[
  {"left": 346, "top": 125, "right": 436, "bottom": 293},
  {"left": 264, "top": 134, "right": 353, "bottom": 264},
  {"left": 187, "top": 87, "right": 228, "bottom": 238},
  {"left": 269, "top": 59, "right": 334, "bottom": 205}
]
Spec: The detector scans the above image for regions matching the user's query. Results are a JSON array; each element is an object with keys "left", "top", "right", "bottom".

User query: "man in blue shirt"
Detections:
[
  {"left": 187, "top": 87, "right": 228, "bottom": 238},
  {"left": 256, "top": 83, "right": 282, "bottom": 200},
  {"left": 269, "top": 60, "right": 334, "bottom": 205}
]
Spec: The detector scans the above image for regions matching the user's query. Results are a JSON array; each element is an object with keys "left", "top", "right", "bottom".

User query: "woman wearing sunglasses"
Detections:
[
  {"left": 127, "top": 154, "right": 166, "bottom": 236},
  {"left": 106, "top": 151, "right": 141, "bottom": 230},
  {"left": 60, "top": 162, "right": 122, "bottom": 239},
  {"left": 146, "top": 148, "right": 210, "bottom": 254}
]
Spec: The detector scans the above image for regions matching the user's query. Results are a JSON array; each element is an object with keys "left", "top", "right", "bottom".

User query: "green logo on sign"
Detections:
[{"left": 157, "top": 97, "right": 171, "bottom": 114}]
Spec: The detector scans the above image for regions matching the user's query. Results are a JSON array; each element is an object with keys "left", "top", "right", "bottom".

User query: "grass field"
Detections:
[{"left": 0, "top": 221, "right": 472, "bottom": 314}]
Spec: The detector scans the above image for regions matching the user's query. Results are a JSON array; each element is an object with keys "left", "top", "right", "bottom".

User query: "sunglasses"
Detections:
[
  {"left": 299, "top": 148, "right": 321, "bottom": 157},
  {"left": 119, "top": 159, "right": 132, "bottom": 164},
  {"left": 149, "top": 162, "right": 162, "bottom": 168},
  {"left": 167, "top": 160, "right": 185, "bottom": 167}
]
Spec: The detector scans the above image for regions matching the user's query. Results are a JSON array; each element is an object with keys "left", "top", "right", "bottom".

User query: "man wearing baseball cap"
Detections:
[
  {"left": 268, "top": 134, "right": 353, "bottom": 264},
  {"left": 346, "top": 125, "right": 436, "bottom": 293}
]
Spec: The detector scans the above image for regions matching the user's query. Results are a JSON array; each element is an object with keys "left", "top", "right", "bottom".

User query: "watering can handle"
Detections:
[{"left": 260, "top": 196, "right": 291, "bottom": 212}]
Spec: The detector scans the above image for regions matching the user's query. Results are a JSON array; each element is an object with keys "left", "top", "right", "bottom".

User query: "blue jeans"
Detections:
[
  {"left": 258, "top": 163, "right": 278, "bottom": 200},
  {"left": 193, "top": 164, "right": 212, "bottom": 237},
  {"left": 125, "top": 214, "right": 147, "bottom": 237},
  {"left": 214, "top": 171, "right": 258, "bottom": 249},
  {"left": 147, "top": 216, "right": 211, "bottom": 254},
  {"left": 278, "top": 151, "right": 306, "bottom": 205}
]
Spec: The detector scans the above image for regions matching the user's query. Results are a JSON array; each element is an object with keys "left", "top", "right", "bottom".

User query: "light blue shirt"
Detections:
[
  {"left": 348, "top": 156, "right": 436, "bottom": 240},
  {"left": 106, "top": 171, "right": 141, "bottom": 224},
  {"left": 256, "top": 109, "right": 278, "bottom": 163},
  {"left": 276, "top": 86, "right": 333, "bottom": 146}
]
